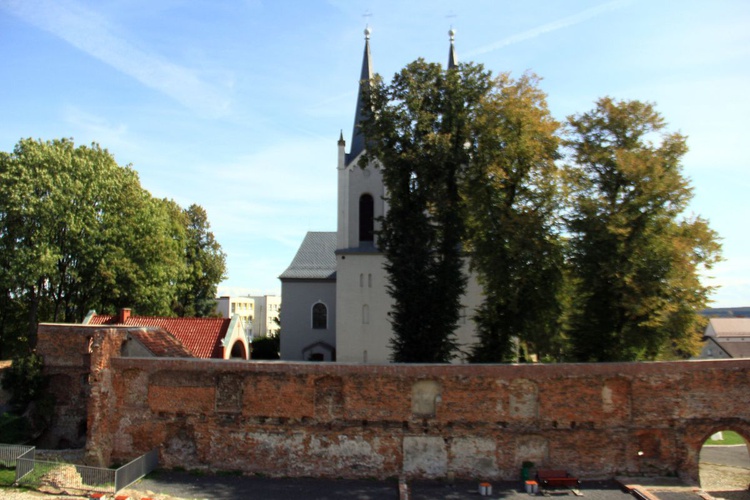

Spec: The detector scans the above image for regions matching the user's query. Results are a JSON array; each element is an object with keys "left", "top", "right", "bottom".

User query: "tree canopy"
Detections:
[
  {"left": 464, "top": 72, "right": 565, "bottom": 363},
  {"left": 359, "top": 58, "right": 721, "bottom": 363},
  {"left": 360, "top": 60, "right": 491, "bottom": 362},
  {"left": 563, "top": 98, "right": 722, "bottom": 361},
  {"left": 0, "top": 138, "right": 227, "bottom": 357},
  {"left": 173, "top": 204, "right": 227, "bottom": 317}
]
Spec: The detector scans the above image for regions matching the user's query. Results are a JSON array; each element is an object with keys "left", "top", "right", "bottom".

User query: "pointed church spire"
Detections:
[
  {"left": 347, "top": 26, "right": 373, "bottom": 166},
  {"left": 448, "top": 28, "right": 458, "bottom": 69}
]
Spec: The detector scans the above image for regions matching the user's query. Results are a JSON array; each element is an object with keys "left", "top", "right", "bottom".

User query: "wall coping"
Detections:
[{"left": 111, "top": 356, "right": 750, "bottom": 377}]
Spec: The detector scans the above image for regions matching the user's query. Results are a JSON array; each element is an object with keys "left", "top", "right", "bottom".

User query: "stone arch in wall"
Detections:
[
  {"left": 679, "top": 421, "right": 750, "bottom": 485},
  {"left": 230, "top": 340, "right": 247, "bottom": 359},
  {"left": 696, "top": 425, "right": 750, "bottom": 489}
]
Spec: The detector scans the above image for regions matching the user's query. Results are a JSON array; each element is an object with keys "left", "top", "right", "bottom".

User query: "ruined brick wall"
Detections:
[
  {"left": 36, "top": 324, "right": 128, "bottom": 452},
  {"left": 37, "top": 325, "right": 750, "bottom": 484},
  {"left": 102, "top": 357, "right": 750, "bottom": 484}
]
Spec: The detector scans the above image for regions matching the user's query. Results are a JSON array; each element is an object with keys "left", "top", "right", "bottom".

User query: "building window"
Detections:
[
  {"left": 362, "top": 304, "right": 370, "bottom": 324},
  {"left": 312, "top": 303, "right": 327, "bottom": 329},
  {"left": 359, "top": 194, "right": 374, "bottom": 242}
]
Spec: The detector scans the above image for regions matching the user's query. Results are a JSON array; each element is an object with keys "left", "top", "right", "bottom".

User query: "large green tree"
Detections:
[
  {"left": 0, "top": 138, "right": 226, "bottom": 357},
  {"left": 465, "top": 73, "right": 566, "bottom": 363},
  {"left": 172, "top": 204, "right": 227, "bottom": 317},
  {"left": 564, "top": 98, "right": 722, "bottom": 361},
  {"left": 360, "top": 60, "right": 492, "bottom": 362}
]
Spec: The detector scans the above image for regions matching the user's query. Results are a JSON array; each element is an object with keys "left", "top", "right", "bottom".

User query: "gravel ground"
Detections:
[
  {"left": 2, "top": 463, "right": 748, "bottom": 500},
  {"left": 700, "top": 462, "right": 750, "bottom": 497}
]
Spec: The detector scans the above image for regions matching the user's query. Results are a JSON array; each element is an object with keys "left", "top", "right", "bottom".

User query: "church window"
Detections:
[
  {"left": 360, "top": 273, "right": 364, "bottom": 287},
  {"left": 312, "top": 303, "right": 327, "bottom": 329},
  {"left": 368, "top": 273, "right": 372, "bottom": 288},
  {"left": 359, "top": 194, "right": 374, "bottom": 242},
  {"left": 362, "top": 304, "right": 370, "bottom": 324}
]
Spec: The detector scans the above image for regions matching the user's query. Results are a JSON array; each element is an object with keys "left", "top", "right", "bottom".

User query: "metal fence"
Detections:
[
  {"left": 13, "top": 448, "right": 158, "bottom": 495},
  {"left": 16, "top": 458, "right": 115, "bottom": 494},
  {"left": 0, "top": 444, "right": 34, "bottom": 468},
  {"left": 115, "top": 447, "right": 159, "bottom": 492},
  {"left": 13, "top": 446, "right": 35, "bottom": 482}
]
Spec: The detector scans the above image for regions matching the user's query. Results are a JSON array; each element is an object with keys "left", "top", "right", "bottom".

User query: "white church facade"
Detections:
[{"left": 279, "top": 29, "right": 482, "bottom": 363}]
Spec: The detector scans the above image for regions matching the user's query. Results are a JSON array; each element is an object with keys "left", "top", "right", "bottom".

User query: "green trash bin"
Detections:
[{"left": 521, "top": 461, "right": 534, "bottom": 481}]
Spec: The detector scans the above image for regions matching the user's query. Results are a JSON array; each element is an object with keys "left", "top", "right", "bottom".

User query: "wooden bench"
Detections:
[{"left": 536, "top": 470, "right": 580, "bottom": 488}]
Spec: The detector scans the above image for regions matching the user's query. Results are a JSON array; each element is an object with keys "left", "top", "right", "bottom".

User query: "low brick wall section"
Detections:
[{"left": 36, "top": 324, "right": 750, "bottom": 484}]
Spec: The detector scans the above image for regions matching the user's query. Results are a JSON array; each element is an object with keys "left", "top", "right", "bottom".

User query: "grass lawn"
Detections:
[
  {"left": 0, "top": 467, "right": 16, "bottom": 486},
  {"left": 705, "top": 430, "right": 747, "bottom": 445}
]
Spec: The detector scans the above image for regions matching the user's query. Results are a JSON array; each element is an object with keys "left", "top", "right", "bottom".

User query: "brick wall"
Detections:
[{"left": 37, "top": 324, "right": 750, "bottom": 484}]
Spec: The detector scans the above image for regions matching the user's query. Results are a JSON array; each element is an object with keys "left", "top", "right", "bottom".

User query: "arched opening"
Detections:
[
  {"left": 699, "top": 428, "right": 750, "bottom": 492},
  {"left": 229, "top": 340, "right": 247, "bottom": 359},
  {"left": 312, "top": 303, "right": 327, "bottom": 329},
  {"left": 302, "top": 341, "right": 336, "bottom": 362},
  {"left": 359, "top": 193, "right": 374, "bottom": 243}
]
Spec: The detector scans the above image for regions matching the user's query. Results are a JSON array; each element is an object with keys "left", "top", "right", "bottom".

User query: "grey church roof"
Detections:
[{"left": 279, "top": 232, "right": 337, "bottom": 280}]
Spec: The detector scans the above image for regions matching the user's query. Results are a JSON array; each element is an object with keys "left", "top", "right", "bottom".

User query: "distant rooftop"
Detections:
[
  {"left": 706, "top": 318, "right": 750, "bottom": 338},
  {"left": 126, "top": 327, "right": 194, "bottom": 357},
  {"left": 88, "top": 313, "right": 230, "bottom": 358}
]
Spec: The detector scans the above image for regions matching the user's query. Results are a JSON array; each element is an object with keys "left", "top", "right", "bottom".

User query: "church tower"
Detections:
[
  {"left": 334, "top": 28, "right": 481, "bottom": 363},
  {"left": 336, "top": 26, "right": 386, "bottom": 252},
  {"left": 281, "top": 28, "right": 479, "bottom": 364},
  {"left": 335, "top": 27, "right": 390, "bottom": 363}
]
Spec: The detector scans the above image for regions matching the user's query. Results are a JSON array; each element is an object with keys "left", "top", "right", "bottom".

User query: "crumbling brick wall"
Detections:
[
  {"left": 37, "top": 324, "right": 750, "bottom": 484},
  {"left": 36, "top": 324, "right": 128, "bottom": 452}
]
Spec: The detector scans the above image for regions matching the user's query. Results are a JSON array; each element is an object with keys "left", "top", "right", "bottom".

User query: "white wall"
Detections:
[{"left": 336, "top": 254, "right": 482, "bottom": 364}]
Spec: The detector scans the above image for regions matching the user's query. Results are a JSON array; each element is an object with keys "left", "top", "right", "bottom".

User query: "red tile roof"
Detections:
[
  {"left": 90, "top": 314, "right": 230, "bottom": 359},
  {"left": 126, "top": 327, "right": 194, "bottom": 358}
]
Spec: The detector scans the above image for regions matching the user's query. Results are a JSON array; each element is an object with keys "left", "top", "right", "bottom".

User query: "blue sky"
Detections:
[{"left": 1, "top": 0, "right": 748, "bottom": 307}]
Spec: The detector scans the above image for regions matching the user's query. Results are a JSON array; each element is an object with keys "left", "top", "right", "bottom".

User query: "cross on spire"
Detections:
[{"left": 362, "top": 10, "right": 373, "bottom": 31}]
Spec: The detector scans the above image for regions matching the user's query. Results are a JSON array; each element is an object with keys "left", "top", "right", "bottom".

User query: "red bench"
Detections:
[{"left": 536, "top": 470, "right": 580, "bottom": 488}]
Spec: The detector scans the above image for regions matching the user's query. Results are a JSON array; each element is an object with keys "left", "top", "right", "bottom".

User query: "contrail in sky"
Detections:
[
  {"left": 1, "top": 0, "right": 231, "bottom": 117},
  {"left": 463, "top": 0, "right": 633, "bottom": 59}
]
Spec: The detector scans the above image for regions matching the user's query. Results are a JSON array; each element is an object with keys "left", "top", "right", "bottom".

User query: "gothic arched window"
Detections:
[
  {"left": 312, "top": 303, "right": 327, "bottom": 329},
  {"left": 359, "top": 193, "right": 374, "bottom": 243}
]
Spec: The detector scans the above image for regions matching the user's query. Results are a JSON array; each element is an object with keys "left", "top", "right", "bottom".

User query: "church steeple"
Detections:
[
  {"left": 346, "top": 26, "right": 373, "bottom": 166},
  {"left": 448, "top": 28, "right": 458, "bottom": 69}
]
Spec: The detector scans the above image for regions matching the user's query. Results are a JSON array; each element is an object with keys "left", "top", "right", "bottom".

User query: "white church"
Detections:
[{"left": 279, "top": 29, "right": 482, "bottom": 363}]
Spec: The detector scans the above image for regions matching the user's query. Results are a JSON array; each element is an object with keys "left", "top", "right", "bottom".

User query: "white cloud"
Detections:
[
  {"left": 464, "top": 0, "right": 633, "bottom": 58},
  {"left": 61, "top": 105, "right": 134, "bottom": 151},
  {"left": 1, "top": 0, "right": 231, "bottom": 117}
]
